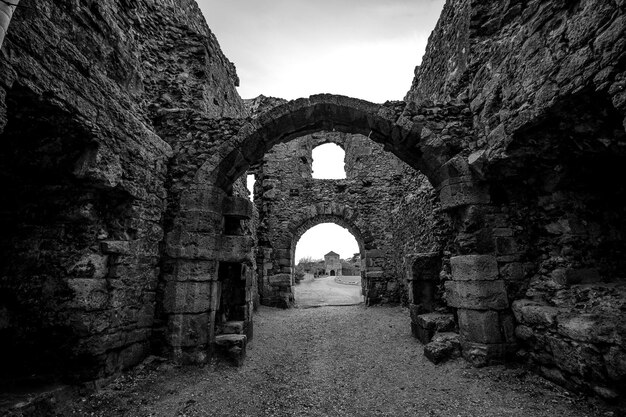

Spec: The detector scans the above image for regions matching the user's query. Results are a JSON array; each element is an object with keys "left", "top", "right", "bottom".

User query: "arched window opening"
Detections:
[
  {"left": 293, "top": 223, "right": 362, "bottom": 307},
  {"left": 311, "top": 143, "right": 346, "bottom": 179},
  {"left": 246, "top": 174, "right": 256, "bottom": 201}
]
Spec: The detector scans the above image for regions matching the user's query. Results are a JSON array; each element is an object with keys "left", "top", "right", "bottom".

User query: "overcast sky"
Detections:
[
  {"left": 197, "top": 0, "right": 445, "bottom": 103},
  {"left": 204, "top": 0, "right": 444, "bottom": 263}
]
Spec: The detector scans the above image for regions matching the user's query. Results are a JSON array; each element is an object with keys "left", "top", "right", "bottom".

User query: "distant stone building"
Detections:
[{"left": 324, "top": 251, "right": 342, "bottom": 276}]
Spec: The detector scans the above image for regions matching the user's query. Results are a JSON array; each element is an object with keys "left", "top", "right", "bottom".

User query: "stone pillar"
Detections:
[
  {"left": 0, "top": 0, "right": 18, "bottom": 50},
  {"left": 163, "top": 186, "right": 256, "bottom": 364},
  {"left": 444, "top": 254, "right": 514, "bottom": 366},
  {"left": 263, "top": 246, "right": 294, "bottom": 308},
  {"left": 363, "top": 249, "right": 384, "bottom": 305}
]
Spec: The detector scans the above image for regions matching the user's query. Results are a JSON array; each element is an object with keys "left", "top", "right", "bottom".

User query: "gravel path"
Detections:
[
  {"left": 58, "top": 305, "right": 613, "bottom": 417},
  {"left": 294, "top": 275, "right": 363, "bottom": 307}
]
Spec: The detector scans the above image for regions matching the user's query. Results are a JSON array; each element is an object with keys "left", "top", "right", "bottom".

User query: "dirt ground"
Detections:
[{"left": 21, "top": 305, "right": 618, "bottom": 417}]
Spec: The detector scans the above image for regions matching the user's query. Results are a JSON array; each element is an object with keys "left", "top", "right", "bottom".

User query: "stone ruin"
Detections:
[{"left": 0, "top": 0, "right": 625, "bottom": 408}]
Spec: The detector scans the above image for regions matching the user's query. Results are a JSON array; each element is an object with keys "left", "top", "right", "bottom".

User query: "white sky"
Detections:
[
  {"left": 312, "top": 143, "right": 346, "bottom": 179},
  {"left": 206, "top": 0, "right": 445, "bottom": 259},
  {"left": 295, "top": 223, "right": 359, "bottom": 262},
  {"left": 197, "top": 0, "right": 445, "bottom": 103}
]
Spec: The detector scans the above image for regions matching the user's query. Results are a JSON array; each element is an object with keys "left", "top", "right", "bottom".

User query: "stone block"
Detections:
[
  {"left": 460, "top": 340, "right": 507, "bottom": 367},
  {"left": 218, "top": 235, "right": 254, "bottom": 263},
  {"left": 424, "top": 333, "right": 461, "bottom": 364},
  {"left": 499, "top": 262, "right": 533, "bottom": 281},
  {"left": 457, "top": 309, "right": 502, "bottom": 344},
  {"left": 365, "top": 270, "right": 384, "bottom": 280},
  {"left": 515, "top": 325, "right": 534, "bottom": 341},
  {"left": 450, "top": 255, "right": 499, "bottom": 281},
  {"left": 551, "top": 268, "right": 601, "bottom": 285},
  {"left": 168, "top": 260, "right": 219, "bottom": 282},
  {"left": 175, "top": 209, "right": 223, "bottom": 233},
  {"left": 414, "top": 312, "right": 456, "bottom": 344},
  {"left": 268, "top": 274, "right": 291, "bottom": 286},
  {"left": 276, "top": 257, "right": 291, "bottom": 267},
  {"left": 100, "top": 240, "right": 131, "bottom": 255},
  {"left": 556, "top": 313, "right": 617, "bottom": 344},
  {"left": 444, "top": 280, "right": 508, "bottom": 310},
  {"left": 179, "top": 185, "right": 226, "bottom": 212},
  {"left": 221, "top": 321, "right": 245, "bottom": 335},
  {"left": 438, "top": 176, "right": 489, "bottom": 210},
  {"left": 215, "top": 334, "right": 247, "bottom": 366},
  {"left": 511, "top": 299, "right": 559, "bottom": 328},
  {"left": 168, "top": 313, "right": 209, "bottom": 347},
  {"left": 163, "top": 282, "right": 212, "bottom": 314}
]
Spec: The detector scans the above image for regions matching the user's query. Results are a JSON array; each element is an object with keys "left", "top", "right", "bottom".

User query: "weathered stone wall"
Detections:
[
  {"left": 1, "top": 0, "right": 624, "bottom": 404},
  {"left": 253, "top": 129, "right": 449, "bottom": 307},
  {"left": 0, "top": 0, "right": 246, "bottom": 382},
  {"left": 406, "top": 0, "right": 626, "bottom": 400}
]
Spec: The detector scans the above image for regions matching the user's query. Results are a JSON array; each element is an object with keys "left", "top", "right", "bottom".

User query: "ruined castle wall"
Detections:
[
  {"left": 406, "top": 0, "right": 626, "bottom": 399},
  {"left": 254, "top": 130, "right": 449, "bottom": 306},
  {"left": 0, "top": 0, "right": 246, "bottom": 381}
]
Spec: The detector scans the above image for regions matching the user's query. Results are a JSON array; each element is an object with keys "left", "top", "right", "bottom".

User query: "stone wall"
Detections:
[
  {"left": 253, "top": 129, "right": 449, "bottom": 307},
  {"left": 406, "top": 0, "right": 626, "bottom": 400},
  {"left": 0, "top": 0, "right": 624, "bottom": 405},
  {"left": 0, "top": 0, "right": 245, "bottom": 383}
]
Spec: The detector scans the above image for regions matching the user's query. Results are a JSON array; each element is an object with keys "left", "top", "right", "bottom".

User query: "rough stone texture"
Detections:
[
  {"left": 0, "top": 0, "right": 624, "bottom": 407},
  {"left": 424, "top": 332, "right": 462, "bottom": 364},
  {"left": 251, "top": 129, "right": 450, "bottom": 307},
  {"left": 406, "top": 0, "right": 626, "bottom": 401},
  {"left": 0, "top": 0, "right": 243, "bottom": 384},
  {"left": 413, "top": 313, "right": 456, "bottom": 344}
]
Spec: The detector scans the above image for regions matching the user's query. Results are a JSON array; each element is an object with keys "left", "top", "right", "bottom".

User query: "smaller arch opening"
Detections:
[
  {"left": 311, "top": 143, "right": 346, "bottom": 179},
  {"left": 293, "top": 223, "right": 362, "bottom": 307}
]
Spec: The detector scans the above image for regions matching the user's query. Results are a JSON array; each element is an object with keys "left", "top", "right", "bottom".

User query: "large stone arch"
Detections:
[
  {"left": 164, "top": 94, "right": 499, "bottom": 365},
  {"left": 194, "top": 95, "right": 438, "bottom": 191}
]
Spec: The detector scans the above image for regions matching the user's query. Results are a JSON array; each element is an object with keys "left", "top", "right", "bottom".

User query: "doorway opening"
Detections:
[{"left": 293, "top": 223, "right": 362, "bottom": 307}]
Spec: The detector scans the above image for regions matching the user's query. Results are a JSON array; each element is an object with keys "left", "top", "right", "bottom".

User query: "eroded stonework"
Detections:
[
  {"left": 252, "top": 128, "right": 448, "bottom": 308},
  {"left": 0, "top": 0, "right": 624, "bottom": 409}
]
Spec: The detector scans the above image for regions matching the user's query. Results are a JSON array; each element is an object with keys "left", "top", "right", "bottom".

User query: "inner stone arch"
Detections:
[
  {"left": 163, "top": 94, "right": 471, "bottom": 365},
  {"left": 291, "top": 220, "right": 364, "bottom": 307}
]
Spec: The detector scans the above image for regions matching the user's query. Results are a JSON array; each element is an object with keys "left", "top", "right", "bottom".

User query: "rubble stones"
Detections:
[{"left": 424, "top": 332, "right": 462, "bottom": 364}]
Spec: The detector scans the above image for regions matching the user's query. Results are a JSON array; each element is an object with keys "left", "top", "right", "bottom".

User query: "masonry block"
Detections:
[
  {"left": 215, "top": 334, "right": 247, "bottom": 366},
  {"left": 218, "top": 235, "right": 254, "bottom": 263},
  {"left": 413, "top": 312, "right": 456, "bottom": 344},
  {"left": 457, "top": 309, "right": 502, "bottom": 344},
  {"left": 163, "top": 282, "right": 212, "bottom": 314},
  {"left": 167, "top": 313, "right": 209, "bottom": 347},
  {"left": 450, "top": 255, "right": 499, "bottom": 281},
  {"left": 165, "top": 260, "right": 219, "bottom": 282},
  {"left": 444, "top": 280, "right": 508, "bottom": 310},
  {"left": 438, "top": 176, "right": 489, "bottom": 210},
  {"left": 268, "top": 274, "right": 291, "bottom": 286}
]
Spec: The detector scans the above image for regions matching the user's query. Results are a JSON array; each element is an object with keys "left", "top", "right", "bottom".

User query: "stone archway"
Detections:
[
  {"left": 163, "top": 94, "right": 507, "bottom": 366},
  {"left": 256, "top": 202, "right": 373, "bottom": 308}
]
